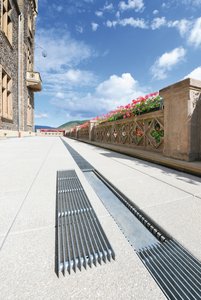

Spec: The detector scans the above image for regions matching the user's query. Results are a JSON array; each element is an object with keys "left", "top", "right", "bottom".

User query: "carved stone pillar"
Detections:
[
  {"left": 89, "top": 120, "right": 97, "bottom": 141},
  {"left": 160, "top": 78, "right": 201, "bottom": 161}
]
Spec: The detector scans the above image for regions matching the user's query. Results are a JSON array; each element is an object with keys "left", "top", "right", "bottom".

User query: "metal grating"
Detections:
[
  {"left": 138, "top": 240, "right": 201, "bottom": 300},
  {"left": 93, "top": 169, "right": 167, "bottom": 243},
  {"left": 56, "top": 170, "right": 115, "bottom": 275},
  {"left": 61, "top": 139, "right": 94, "bottom": 171},
  {"left": 61, "top": 139, "right": 167, "bottom": 242}
]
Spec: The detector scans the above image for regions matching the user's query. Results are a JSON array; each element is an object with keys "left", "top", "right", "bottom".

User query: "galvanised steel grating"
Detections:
[
  {"left": 138, "top": 240, "right": 201, "bottom": 300},
  {"left": 56, "top": 170, "right": 115, "bottom": 275},
  {"left": 61, "top": 139, "right": 93, "bottom": 171},
  {"left": 60, "top": 138, "right": 201, "bottom": 299}
]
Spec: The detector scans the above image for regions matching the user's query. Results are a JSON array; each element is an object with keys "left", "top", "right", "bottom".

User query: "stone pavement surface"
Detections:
[
  {"left": 0, "top": 137, "right": 166, "bottom": 300},
  {"left": 64, "top": 138, "right": 201, "bottom": 261}
]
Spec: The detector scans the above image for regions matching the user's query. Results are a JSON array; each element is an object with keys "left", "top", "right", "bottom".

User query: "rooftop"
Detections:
[{"left": 0, "top": 137, "right": 201, "bottom": 299}]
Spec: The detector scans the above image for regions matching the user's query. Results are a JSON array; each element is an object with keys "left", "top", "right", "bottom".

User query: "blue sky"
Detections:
[{"left": 34, "top": 0, "right": 201, "bottom": 127}]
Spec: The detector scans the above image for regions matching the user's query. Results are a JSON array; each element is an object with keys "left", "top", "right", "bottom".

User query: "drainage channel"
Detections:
[
  {"left": 57, "top": 169, "right": 115, "bottom": 276},
  {"left": 61, "top": 138, "right": 201, "bottom": 299},
  {"left": 85, "top": 171, "right": 201, "bottom": 300}
]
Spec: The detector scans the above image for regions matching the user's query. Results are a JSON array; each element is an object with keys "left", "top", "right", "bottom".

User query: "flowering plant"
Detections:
[
  {"left": 79, "top": 121, "right": 90, "bottom": 129},
  {"left": 96, "top": 92, "right": 163, "bottom": 123}
]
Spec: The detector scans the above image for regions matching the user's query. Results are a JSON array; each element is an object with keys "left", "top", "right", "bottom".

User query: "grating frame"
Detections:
[
  {"left": 138, "top": 240, "right": 201, "bottom": 300},
  {"left": 56, "top": 170, "right": 115, "bottom": 275},
  {"left": 61, "top": 139, "right": 93, "bottom": 171}
]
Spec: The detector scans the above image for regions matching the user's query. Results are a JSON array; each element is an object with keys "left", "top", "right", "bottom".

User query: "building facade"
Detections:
[
  {"left": 36, "top": 129, "right": 65, "bottom": 137},
  {"left": 0, "top": 0, "right": 41, "bottom": 137}
]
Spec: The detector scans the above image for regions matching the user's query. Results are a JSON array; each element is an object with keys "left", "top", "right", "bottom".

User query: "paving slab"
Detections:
[
  {"left": 0, "top": 191, "right": 26, "bottom": 236},
  {"left": 10, "top": 138, "right": 77, "bottom": 232},
  {"left": 0, "top": 235, "right": 5, "bottom": 248},
  {"left": 143, "top": 195, "right": 201, "bottom": 260},
  {"left": 97, "top": 149, "right": 201, "bottom": 197}
]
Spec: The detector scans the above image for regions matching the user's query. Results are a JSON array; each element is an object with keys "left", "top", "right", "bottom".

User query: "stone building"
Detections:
[{"left": 0, "top": 0, "right": 41, "bottom": 137}]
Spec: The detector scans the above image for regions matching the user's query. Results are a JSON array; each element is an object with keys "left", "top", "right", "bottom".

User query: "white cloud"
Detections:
[
  {"left": 161, "top": 2, "right": 171, "bottom": 8},
  {"left": 149, "top": 17, "right": 194, "bottom": 41},
  {"left": 184, "top": 66, "right": 201, "bottom": 80},
  {"left": 106, "top": 20, "right": 117, "bottom": 28},
  {"left": 153, "top": 10, "right": 159, "bottom": 15},
  {"left": 56, "top": 5, "right": 63, "bottom": 12},
  {"left": 188, "top": 17, "right": 201, "bottom": 47},
  {"left": 116, "top": 11, "right": 120, "bottom": 18},
  {"left": 103, "top": 3, "right": 114, "bottom": 11},
  {"left": 35, "top": 28, "right": 93, "bottom": 73},
  {"left": 35, "top": 113, "right": 48, "bottom": 119},
  {"left": 151, "top": 17, "right": 192, "bottom": 34},
  {"left": 51, "top": 73, "right": 147, "bottom": 120},
  {"left": 168, "top": 19, "right": 192, "bottom": 36},
  {"left": 119, "top": 0, "right": 144, "bottom": 12},
  {"left": 75, "top": 25, "right": 84, "bottom": 33},
  {"left": 91, "top": 22, "right": 99, "bottom": 31},
  {"left": 180, "top": 0, "right": 201, "bottom": 5},
  {"left": 96, "top": 73, "right": 141, "bottom": 99},
  {"left": 65, "top": 69, "right": 95, "bottom": 83},
  {"left": 55, "top": 92, "right": 65, "bottom": 99},
  {"left": 151, "top": 17, "right": 166, "bottom": 30},
  {"left": 42, "top": 69, "right": 97, "bottom": 95},
  {"left": 95, "top": 11, "right": 103, "bottom": 17},
  {"left": 151, "top": 47, "right": 186, "bottom": 80},
  {"left": 106, "top": 17, "right": 147, "bottom": 29}
]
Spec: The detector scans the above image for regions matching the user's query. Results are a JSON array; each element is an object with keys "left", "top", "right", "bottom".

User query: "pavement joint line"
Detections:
[
  {"left": 97, "top": 154, "right": 200, "bottom": 198},
  {"left": 69, "top": 144, "right": 197, "bottom": 199},
  {"left": 0, "top": 141, "right": 55, "bottom": 251},
  {"left": 140, "top": 195, "right": 194, "bottom": 210},
  {"left": 8, "top": 225, "right": 54, "bottom": 236}
]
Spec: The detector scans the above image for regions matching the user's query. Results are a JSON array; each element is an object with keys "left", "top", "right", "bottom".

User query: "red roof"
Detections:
[{"left": 40, "top": 129, "right": 65, "bottom": 132}]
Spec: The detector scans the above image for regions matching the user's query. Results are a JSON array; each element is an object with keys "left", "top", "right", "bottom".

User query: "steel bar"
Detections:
[{"left": 56, "top": 170, "right": 115, "bottom": 275}]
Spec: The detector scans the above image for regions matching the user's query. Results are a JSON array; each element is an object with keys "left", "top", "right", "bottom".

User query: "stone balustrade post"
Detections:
[
  {"left": 160, "top": 78, "right": 201, "bottom": 161},
  {"left": 89, "top": 120, "right": 98, "bottom": 141},
  {"left": 76, "top": 126, "right": 80, "bottom": 139}
]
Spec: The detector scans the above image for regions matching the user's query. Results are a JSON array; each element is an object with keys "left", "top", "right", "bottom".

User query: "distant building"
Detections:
[
  {"left": 36, "top": 129, "right": 65, "bottom": 137},
  {"left": 0, "top": 0, "right": 42, "bottom": 137}
]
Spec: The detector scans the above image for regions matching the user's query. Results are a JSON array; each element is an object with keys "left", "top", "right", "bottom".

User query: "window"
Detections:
[
  {"left": 27, "top": 47, "right": 33, "bottom": 71},
  {"left": 1, "top": 68, "right": 13, "bottom": 120},
  {"left": 27, "top": 96, "right": 32, "bottom": 126},
  {"left": 1, "top": 0, "right": 12, "bottom": 44}
]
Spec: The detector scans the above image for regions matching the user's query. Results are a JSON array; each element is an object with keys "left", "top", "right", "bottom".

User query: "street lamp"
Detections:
[{"left": 35, "top": 43, "right": 47, "bottom": 58}]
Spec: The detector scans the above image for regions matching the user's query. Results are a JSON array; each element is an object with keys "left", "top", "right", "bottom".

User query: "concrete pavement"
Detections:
[
  {"left": 0, "top": 137, "right": 166, "bottom": 300},
  {"left": 64, "top": 137, "right": 201, "bottom": 262}
]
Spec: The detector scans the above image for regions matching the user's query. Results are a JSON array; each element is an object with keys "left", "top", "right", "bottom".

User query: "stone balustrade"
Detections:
[{"left": 67, "top": 78, "right": 201, "bottom": 162}]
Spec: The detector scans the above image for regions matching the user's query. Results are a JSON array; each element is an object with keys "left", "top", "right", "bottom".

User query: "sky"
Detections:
[{"left": 34, "top": 0, "right": 201, "bottom": 127}]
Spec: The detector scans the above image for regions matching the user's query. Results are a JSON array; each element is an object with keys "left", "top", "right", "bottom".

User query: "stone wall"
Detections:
[
  {"left": 17, "top": 0, "right": 36, "bottom": 132},
  {"left": 0, "top": 0, "right": 40, "bottom": 137},
  {"left": 23, "top": 0, "right": 35, "bottom": 132},
  {"left": 0, "top": 0, "right": 19, "bottom": 132}
]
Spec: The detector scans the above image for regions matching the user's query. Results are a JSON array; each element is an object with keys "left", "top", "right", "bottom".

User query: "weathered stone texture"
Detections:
[
  {"left": 1, "top": 0, "right": 39, "bottom": 135},
  {"left": 0, "top": 1, "right": 19, "bottom": 131},
  {"left": 160, "top": 78, "right": 201, "bottom": 161}
]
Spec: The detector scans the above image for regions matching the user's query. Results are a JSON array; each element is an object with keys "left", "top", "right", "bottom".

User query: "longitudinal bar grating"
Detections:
[
  {"left": 56, "top": 170, "right": 115, "bottom": 275},
  {"left": 138, "top": 240, "right": 201, "bottom": 300},
  {"left": 61, "top": 139, "right": 93, "bottom": 171}
]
